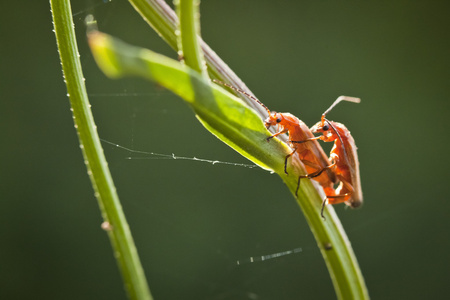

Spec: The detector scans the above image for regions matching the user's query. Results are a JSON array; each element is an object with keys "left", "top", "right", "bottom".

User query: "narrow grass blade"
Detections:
[{"left": 50, "top": 2, "right": 152, "bottom": 299}]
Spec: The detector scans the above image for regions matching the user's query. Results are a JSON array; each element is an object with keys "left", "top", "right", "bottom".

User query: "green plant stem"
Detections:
[
  {"left": 175, "top": 0, "right": 207, "bottom": 77},
  {"left": 284, "top": 174, "right": 369, "bottom": 299},
  {"left": 50, "top": 1, "right": 152, "bottom": 300}
]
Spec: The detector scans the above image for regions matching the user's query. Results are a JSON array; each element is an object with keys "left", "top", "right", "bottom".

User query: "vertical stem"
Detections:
[
  {"left": 175, "top": 0, "right": 207, "bottom": 77},
  {"left": 49, "top": 1, "right": 152, "bottom": 299}
]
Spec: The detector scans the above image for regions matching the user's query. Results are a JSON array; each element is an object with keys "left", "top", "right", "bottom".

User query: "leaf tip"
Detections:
[{"left": 87, "top": 31, "right": 122, "bottom": 78}]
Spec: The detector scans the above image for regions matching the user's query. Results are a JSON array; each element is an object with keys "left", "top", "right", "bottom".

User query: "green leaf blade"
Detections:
[{"left": 89, "top": 31, "right": 289, "bottom": 173}]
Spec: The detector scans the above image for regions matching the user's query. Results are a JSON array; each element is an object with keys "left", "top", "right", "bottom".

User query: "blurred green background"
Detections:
[{"left": 2, "top": 0, "right": 449, "bottom": 299}]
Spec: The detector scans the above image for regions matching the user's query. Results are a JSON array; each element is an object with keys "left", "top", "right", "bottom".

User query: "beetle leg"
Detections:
[
  {"left": 294, "top": 170, "right": 318, "bottom": 196},
  {"left": 307, "top": 162, "right": 336, "bottom": 179},
  {"left": 284, "top": 148, "right": 297, "bottom": 175},
  {"left": 326, "top": 194, "right": 351, "bottom": 204},
  {"left": 290, "top": 136, "right": 321, "bottom": 144},
  {"left": 295, "top": 162, "right": 336, "bottom": 197},
  {"left": 330, "top": 153, "right": 339, "bottom": 163},
  {"left": 267, "top": 128, "right": 288, "bottom": 142},
  {"left": 321, "top": 198, "right": 328, "bottom": 220},
  {"left": 295, "top": 173, "right": 308, "bottom": 196},
  {"left": 320, "top": 193, "right": 352, "bottom": 219}
]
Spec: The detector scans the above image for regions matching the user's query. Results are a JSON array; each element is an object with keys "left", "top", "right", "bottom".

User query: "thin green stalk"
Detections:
[
  {"left": 127, "top": 0, "right": 265, "bottom": 115},
  {"left": 175, "top": 0, "right": 207, "bottom": 77},
  {"left": 50, "top": 1, "right": 152, "bottom": 300},
  {"left": 284, "top": 173, "right": 369, "bottom": 299}
]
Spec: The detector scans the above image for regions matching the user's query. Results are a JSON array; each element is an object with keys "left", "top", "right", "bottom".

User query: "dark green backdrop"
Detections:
[{"left": 2, "top": 0, "right": 449, "bottom": 299}]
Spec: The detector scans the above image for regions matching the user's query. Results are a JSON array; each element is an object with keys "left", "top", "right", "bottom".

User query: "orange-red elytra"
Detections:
[
  {"left": 310, "top": 96, "right": 363, "bottom": 215},
  {"left": 212, "top": 79, "right": 337, "bottom": 199}
]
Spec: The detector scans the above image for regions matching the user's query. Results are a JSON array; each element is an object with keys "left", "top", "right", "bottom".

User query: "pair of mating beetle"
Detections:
[{"left": 213, "top": 80, "right": 362, "bottom": 217}]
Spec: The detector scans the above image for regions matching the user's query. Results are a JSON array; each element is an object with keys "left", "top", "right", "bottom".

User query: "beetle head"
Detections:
[
  {"left": 311, "top": 118, "right": 336, "bottom": 142},
  {"left": 264, "top": 112, "right": 283, "bottom": 129}
]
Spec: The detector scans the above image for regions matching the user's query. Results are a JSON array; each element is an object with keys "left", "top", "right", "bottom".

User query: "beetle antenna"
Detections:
[
  {"left": 324, "top": 118, "right": 349, "bottom": 165},
  {"left": 212, "top": 79, "right": 271, "bottom": 114},
  {"left": 322, "top": 96, "right": 360, "bottom": 123},
  {"left": 320, "top": 96, "right": 360, "bottom": 162}
]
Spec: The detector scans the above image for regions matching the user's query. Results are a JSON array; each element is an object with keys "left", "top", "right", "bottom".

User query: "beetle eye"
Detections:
[
  {"left": 322, "top": 124, "right": 329, "bottom": 131},
  {"left": 276, "top": 118, "right": 282, "bottom": 123}
]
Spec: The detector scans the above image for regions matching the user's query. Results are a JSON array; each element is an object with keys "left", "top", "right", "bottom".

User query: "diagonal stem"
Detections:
[
  {"left": 175, "top": 0, "right": 207, "bottom": 77},
  {"left": 127, "top": 0, "right": 266, "bottom": 116}
]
